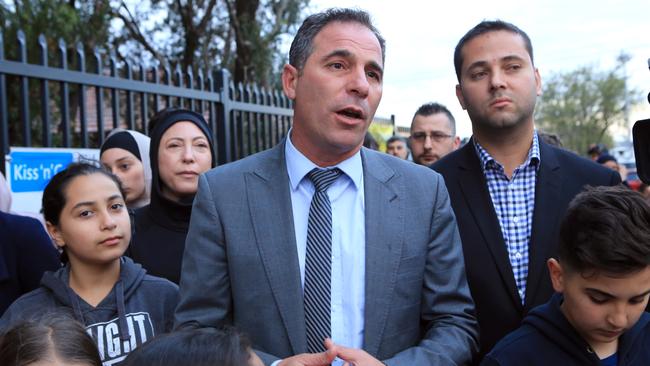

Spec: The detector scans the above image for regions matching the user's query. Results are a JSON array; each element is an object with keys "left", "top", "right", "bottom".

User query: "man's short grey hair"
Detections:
[{"left": 289, "top": 8, "right": 386, "bottom": 72}]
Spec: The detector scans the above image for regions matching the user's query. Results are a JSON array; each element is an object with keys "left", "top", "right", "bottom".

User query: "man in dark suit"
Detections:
[
  {"left": 432, "top": 20, "right": 621, "bottom": 361},
  {"left": 174, "top": 8, "right": 478, "bottom": 366}
]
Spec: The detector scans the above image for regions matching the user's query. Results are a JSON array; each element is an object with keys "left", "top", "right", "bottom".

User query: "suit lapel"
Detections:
[
  {"left": 245, "top": 143, "right": 307, "bottom": 354},
  {"left": 456, "top": 142, "right": 522, "bottom": 309},
  {"left": 524, "top": 141, "right": 561, "bottom": 308},
  {"left": 361, "top": 149, "right": 401, "bottom": 356}
]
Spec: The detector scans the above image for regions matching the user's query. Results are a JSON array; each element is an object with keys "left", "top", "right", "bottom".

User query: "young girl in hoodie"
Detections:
[{"left": 0, "top": 163, "right": 179, "bottom": 366}]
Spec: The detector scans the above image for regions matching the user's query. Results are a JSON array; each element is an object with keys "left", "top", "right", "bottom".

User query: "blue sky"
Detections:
[{"left": 308, "top": 0, "right": 650, "bottom": 139}]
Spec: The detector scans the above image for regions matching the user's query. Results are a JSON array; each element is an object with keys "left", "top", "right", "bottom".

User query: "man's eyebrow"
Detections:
[
  {"left": 466, "top": 55, "right": 527, "bottom": 71},
  {"left": 322, "top": 49, "right": 352, "bottom": 61},
  {"left": 321, "top": 49, "right": 383, "bottom": 75},
  {"left": 501, "top": 55, "right": 526, "bottom": 63}
]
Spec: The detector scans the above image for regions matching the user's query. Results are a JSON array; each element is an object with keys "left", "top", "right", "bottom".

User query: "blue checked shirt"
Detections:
[{"left": 474, "top": 132, "right": 540, "bottom": 304}]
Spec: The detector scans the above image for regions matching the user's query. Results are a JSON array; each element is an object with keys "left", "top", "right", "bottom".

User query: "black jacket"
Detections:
[
  {"left": 482, "top": 293, "right": 650, "bottom": 365},
  {"left": 432, "top": 137, "right": 621, "bottom": 360}
]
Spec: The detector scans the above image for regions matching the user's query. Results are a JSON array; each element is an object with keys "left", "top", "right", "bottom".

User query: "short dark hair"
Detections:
[
  {"left": 122, "top": 327, "right": 253, "bottom": 366},
  {"left": 411, "top": 102, "right": 456, "bottom": 135},
  {"left": 558, "top": 185, "right": 650, "bottom": 276},
  {"left": 454, "top": 20, "right": 534, "bottom": 82},
  {"left": 387, "top": 135, "right": 407, "bottom": 146},
  {"left": 42, "top": 162, "right": 124, "bottom": 227},
  {"left": 289, "top": 8, "right": 385, "bottom": 71},
  {"left": 0, "top": 316, "right": 102, "bottom": 366}
]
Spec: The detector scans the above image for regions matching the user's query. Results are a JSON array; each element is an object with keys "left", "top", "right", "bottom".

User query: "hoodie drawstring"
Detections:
[
  {"left": 115, "top": 281, "right": 131, "bottom": 342},
  {"left": 65, "top": 285, "right": 86, "bottom": 324}
]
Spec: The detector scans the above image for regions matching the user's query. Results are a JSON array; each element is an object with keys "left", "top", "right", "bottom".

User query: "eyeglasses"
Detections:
[{"left": 410, "top": 131, "right": 453, "bottom": 142}]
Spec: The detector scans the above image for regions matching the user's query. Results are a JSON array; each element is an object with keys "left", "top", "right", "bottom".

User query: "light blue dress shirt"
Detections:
[{"left": 284, "top": 135, "right": 366, "bottom": 362}]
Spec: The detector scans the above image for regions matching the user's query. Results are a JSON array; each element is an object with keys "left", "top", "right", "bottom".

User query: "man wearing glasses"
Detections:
[{"left": 409, "top": 102, "right": 461, "bottom": 166}]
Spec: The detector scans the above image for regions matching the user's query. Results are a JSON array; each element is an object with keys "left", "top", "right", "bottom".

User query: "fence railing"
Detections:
[{"left": 0, "top": 30, "right": 294, "bottom": 174}]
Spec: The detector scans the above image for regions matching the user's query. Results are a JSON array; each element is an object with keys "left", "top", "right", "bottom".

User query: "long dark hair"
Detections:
[{"left": 0, "top": 316, "right": 102, "bottom": 366}]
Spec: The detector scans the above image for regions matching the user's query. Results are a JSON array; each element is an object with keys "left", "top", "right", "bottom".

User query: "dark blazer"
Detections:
[
  {"left": 432, "top": 138, "right": 621, "bottom": 360},
  {"left": 174, "top": 142, "right": 479, "bottom": 365},
  {"left": 0, "top": 211, "right": 61, "bottom": 314}
]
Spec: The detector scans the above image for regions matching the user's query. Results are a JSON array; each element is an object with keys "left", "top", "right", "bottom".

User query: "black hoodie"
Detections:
[
  {"left": 128, "top": 109, "right": 216, "bottom": 284},
  {"left": 482, "top": 293, "right": 650, "bottom": 365},
  {"left": 0, "top": 257, "right": 179, "bottom": 366}
]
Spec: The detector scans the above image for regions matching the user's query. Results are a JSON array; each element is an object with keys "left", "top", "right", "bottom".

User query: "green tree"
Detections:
[
  {"left": 535, "top": 53, "right": 640, "bottom": 155},
  {"left": 0, "top": 0, "right": 113, "bottom": 146}
]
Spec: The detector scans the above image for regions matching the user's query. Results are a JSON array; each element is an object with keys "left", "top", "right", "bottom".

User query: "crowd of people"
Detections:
[{"left": 1, "top": 7, "right": 650, "bottom": 366}]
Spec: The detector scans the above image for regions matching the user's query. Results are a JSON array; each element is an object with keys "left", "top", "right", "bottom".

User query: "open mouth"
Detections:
[{"left": 337, "top": 107, "right": 364, "bottom": 120}]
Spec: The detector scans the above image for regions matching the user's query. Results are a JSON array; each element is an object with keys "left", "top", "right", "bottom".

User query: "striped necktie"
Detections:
[{"left": 304, "top": 167, "right": 342, "bottom": 353}]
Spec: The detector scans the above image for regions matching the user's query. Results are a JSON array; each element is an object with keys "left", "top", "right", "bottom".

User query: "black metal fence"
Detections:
[{"left": 0, "top": 30, "right": 294, "bottom": 174}]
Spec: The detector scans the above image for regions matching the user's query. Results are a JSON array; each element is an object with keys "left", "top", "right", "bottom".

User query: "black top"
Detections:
[{"left": 128, "top": 194, "right": 192, "bottom": 284}]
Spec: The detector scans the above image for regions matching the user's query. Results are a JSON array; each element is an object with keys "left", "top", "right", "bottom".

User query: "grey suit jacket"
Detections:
[{"left": 174, "top": 142, "right": 479, "bottom": 365}]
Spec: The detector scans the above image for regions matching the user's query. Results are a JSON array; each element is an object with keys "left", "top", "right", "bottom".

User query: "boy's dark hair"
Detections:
[
  {"left": 289, "top": 8, "right": 385, "bottom": 72},
  {"left": 122, "top": 327, "right": 253, "bottom": 366},
  {"left": 558, "top": 185, "right": 650, "bottom": 275},
  {"left": 42, "top": 162, "right": 125, "bottom": 226},
  {"left": 0, "top": 316, "right": 102, "bottom": 366},
  {"left": 453, "top": 20, "right": 534, "bottom": 82}
]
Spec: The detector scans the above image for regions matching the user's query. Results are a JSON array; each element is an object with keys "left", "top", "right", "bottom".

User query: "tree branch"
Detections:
[{"left": 115, "top": 1, "right": 163, "bottom": 62}]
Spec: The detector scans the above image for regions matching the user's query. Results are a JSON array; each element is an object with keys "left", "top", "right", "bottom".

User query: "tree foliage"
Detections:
[
  {"left": 535, "top": 54, "right": 640, "bottom": 155},
  {"left": 113, "top": 0, "right": 308, "bottom": 87}
]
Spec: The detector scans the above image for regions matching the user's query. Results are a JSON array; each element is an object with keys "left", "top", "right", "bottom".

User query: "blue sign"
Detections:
[{"left": 10, "top": 151, "right": 73, "bottom": 192}]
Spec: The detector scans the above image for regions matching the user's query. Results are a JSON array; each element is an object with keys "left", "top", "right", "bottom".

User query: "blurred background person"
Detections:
[
  {"left": 597, "top": 153, "right": 628, "bottom": 183},
  {"left": 129, "top": 108, "right": 216, "bottom": 284},
  {"left": 100, "top": 129, "right": 152, "bottom": 210},
  {"left": 385, "top": 135, "right": 410, "bottom": 160},
  {"left": 409, "top": 102, "right": 460, "bottom": 166}
]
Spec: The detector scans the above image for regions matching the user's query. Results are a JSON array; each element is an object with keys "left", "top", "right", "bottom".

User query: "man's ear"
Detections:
[
  {"left": 453, "top": 136, "right": 461, "bottom": 150},
  {"left": 456, "top": 84, "right": 467, "bottom": 110},
  {"left": 547, "top": 258, "right": 565, "bottom": 293},
  {"left": 46, "top": 221, "right": 65, "bottom": 249},
  {"left": 282, "top": 64, "right": 299, "bottom": 100}
]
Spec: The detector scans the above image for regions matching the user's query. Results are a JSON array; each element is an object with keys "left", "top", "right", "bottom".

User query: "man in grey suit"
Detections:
[{"left": 174, "top": 8, "right": 478, "bottom": 366}]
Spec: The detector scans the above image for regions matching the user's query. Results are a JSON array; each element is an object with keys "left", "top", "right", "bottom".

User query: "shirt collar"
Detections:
[
  {"left": 473, "top": 130, "right": 541, "bottom": 172},
  {"left": 285, "top": 131, "right": 363, "bottom": 190}
]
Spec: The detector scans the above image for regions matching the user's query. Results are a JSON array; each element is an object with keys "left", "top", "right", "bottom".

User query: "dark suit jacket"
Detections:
[
  {"left": 174, "top": 142, "right": 479, "bottom": 365},
  {"left": 432, "top": 138, "right": 621, "bottom": 360}
]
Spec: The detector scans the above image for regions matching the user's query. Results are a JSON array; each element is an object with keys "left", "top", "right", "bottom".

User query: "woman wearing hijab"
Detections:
[
  {"left": 100, "top": 129, "right": 152, "bottom": 209},
  {"left": 128, "top": 108, "right": 216, "bottom": 284}
]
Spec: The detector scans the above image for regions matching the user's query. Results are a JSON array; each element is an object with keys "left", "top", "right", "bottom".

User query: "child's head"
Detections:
[
  {"left": 122, "top": 327, "right": 263, "bottom": 366},
  {"left": 0, "top": 316, "right": 102, "bottom": 366},
  {"left": 42, "top": 162, "right": 130, "bottom": 265},
  {"left": 548, "top": 185, "right": 650, "bottom": 356}
]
